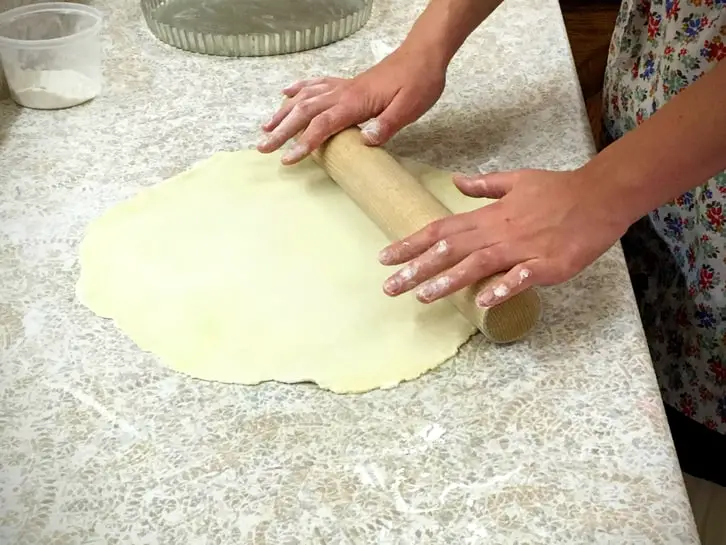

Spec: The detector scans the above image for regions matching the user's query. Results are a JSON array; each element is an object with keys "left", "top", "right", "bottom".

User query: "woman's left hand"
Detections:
[{"left": 377, "top": 168, "right": 632, "bottom": 307}]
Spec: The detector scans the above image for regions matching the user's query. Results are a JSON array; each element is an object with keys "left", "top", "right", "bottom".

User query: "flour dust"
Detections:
[{"left": 9, "top": 68, "right": 100, "bottom": 109}]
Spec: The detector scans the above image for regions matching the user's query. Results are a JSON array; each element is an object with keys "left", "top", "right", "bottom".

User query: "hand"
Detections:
[
  {"left": 377, "top": 168, "right": 631, "bottom": 307},
  {"left": 256, "top": 45, "right": 447, "bottom": 164}
]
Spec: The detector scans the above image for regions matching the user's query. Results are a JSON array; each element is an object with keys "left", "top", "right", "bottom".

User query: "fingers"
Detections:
[
  {"left": 382, "top": 230, "right": 490, "bottom": 297},
  {"left": 378, "top": 171, "right": 522, "bottom": 267},
  {"left": 282, "top": 77, "right": 339, "bottom": 97},
  {"left": 258, "top": 77, "right": 345, "bottom": 160},
  {"left": 294, "top": 88, "right": 420, "bottom": 155},
  {"left": 262, "top": 83, "right": 331, "bottom": 132},
  {"left": 378, "top": 213, "right": 480, "bottom": 266},
  {"left": 259, "top": 77, "right": 371, "bottom": 163},
  {"left": 412, "top": 246, "right": 513, "bottom": 303},
  {"left": 453, "top": 171, "right": 518, "bottom": 199},
  {"left": 257, "top": 94, "right": 337, "bottom": 159},
  {"left": 474, "top": 260, "right": 538, "bottom": 308},
  {"left": 291, "top": 103, "right": 365, "bottom": 161},
  {"left": 263, "top": 74, "right": 429, "bottom": 162}
]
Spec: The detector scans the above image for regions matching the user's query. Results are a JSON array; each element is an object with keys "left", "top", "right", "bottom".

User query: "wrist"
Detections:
[
  {"left": 397, "top": 15, "right": 457, "bottom": 73},
  {"left": 396, "top": 34, "right": 451, "bottom": 74},
  {"left": 574, "top": 156, "right": 646, "bottom": 232}
]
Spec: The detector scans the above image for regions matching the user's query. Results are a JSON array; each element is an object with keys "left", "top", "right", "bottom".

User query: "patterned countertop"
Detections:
[{"left": 0, "top": 0, "right": 700, "bottom": 543}]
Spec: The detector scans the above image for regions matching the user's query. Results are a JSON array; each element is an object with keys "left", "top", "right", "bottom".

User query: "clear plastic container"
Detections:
[{"left": 0, "top": 2, "right": 103, "bottom": 110}]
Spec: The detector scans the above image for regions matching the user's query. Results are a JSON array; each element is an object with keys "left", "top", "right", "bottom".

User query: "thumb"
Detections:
[
  {"left": 361, "top": 93, "right": 421, "bottom": 146},
  {"left": 453, "top": 171, "right": 519, "bottom": 199}
]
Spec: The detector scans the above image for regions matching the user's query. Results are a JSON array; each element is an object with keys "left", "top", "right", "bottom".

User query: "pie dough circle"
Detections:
[{"left": 76, "top": 150, "right": 487, "bottom": 393}]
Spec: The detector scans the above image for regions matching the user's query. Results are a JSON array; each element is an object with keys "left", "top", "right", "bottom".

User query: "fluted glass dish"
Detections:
[{"left": 140, "top": 0, "right": 373, "bottom": 57}]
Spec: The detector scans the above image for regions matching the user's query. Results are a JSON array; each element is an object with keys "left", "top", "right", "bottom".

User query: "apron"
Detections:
[{"left": 603, "top": 0, "right": 726, "bottom": 434}]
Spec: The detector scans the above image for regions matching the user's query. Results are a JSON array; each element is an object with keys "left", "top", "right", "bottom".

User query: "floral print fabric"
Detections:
[{"left": 603, "top": 0, "right": 726, "bottom": 433}]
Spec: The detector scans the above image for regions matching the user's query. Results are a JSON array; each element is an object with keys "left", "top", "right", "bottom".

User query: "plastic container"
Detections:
[
  {"left": 0, "top": 0, "right": 47, "bottom": 99},
  {"left": 0, "top": 2, "right": 103, "bottom": 109}
]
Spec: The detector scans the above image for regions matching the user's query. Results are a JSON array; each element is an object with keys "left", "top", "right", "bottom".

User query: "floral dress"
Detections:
[{"left": 602, "top": 0, "right": 726, "bottom": 447}]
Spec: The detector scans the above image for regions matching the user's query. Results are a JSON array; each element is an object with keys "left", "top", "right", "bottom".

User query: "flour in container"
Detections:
[{"left": 8, "top": 68, "right": 100, "bottom": 109}]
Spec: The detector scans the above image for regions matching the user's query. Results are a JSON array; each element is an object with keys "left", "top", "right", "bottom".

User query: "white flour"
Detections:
[{"left": 9, "top": 68, "right": 100, "bottom": 109}]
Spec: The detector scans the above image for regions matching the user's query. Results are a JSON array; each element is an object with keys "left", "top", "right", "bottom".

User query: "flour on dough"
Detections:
[{"left": 76, "top": 151, "right": 490, "bottom": 393}]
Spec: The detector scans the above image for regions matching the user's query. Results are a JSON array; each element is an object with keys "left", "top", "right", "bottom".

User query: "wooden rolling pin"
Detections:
[{"left": 308, "top": 126, "right": 542, "bottom": 343}]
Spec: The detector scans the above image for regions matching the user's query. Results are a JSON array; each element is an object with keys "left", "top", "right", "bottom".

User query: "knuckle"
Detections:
[
  {"left": 472, "top": 249, "right": 493, "bottom": 268},
  {"left": 309, "top": 110, "right": 335, "bottom": 134},
  {"left": 472, "top": 248, "right": 508, "bottom": 277},
  {"left": 424, "top": 219, "right": 445, "bottom": 241},
  {"left": 297, "top": 87, "right": 316, "bottom": 99},
  {"left": 293, "top": 99, "right": 316, "bottom": 117},
  {"left": 300, "top": 83, "right": 329, "bottom": 99},
  {"left": 433, "top": 237, "right": 454, "bottom": 257}
]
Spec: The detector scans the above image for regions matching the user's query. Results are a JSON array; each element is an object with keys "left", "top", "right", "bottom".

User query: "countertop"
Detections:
[{"left": 0, "top": 0, "right": 700, "bottom": 543}]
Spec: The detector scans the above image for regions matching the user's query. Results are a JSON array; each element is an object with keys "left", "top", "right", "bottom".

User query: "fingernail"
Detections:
[
  {"left": 477, "top": 290, "right": 495, "bottom": 307},
  {"left": 384, "top": 276, "right": 400, "bottom": 294},
  {"left": 383, "top": 263, "right": 417, "bottom": 295},
  {"left": 456, "top": 173, "right": 486, "bottom": 190},
  {"left": 478, "top": 284, "right": 510, "bottom": 307},
  {"left": 493, "top": 284, "right": 510, "bottom": 298},
  {"left": 281, "top": 142, "right": 308, "bottom": 163},
  {"left": 416, "top": 276, "right": 451, "bottom": 302},
  {"left": 257, "top": 135, "right": 271, "bottom": 148},
  {"left": 434, "top": 240, "right": 449, "bottom": 254},
  {"left": 378, "top": 247, "right": 393, "bottom": 264},
  {"left": 361, "top": 119, "right": 380, "bottom": 142}
]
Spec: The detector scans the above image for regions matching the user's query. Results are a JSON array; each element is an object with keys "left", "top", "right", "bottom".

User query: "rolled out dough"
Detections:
[{"left": 76, "top": 150, "right": 492, "bottom": 393}]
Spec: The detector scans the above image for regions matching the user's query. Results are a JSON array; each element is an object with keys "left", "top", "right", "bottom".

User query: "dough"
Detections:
[{"left": 76, "top": 150, "right": 491, "bottom": 393}]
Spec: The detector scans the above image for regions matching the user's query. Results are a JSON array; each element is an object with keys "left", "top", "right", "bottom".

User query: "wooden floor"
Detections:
[{"left": 560, "top": 0, "right": 620, "bottom": 150}]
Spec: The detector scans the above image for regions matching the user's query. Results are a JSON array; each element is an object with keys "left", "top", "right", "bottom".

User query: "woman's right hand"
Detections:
[{"left": 256, "top": 45, "right": 447, "bottom": 164}]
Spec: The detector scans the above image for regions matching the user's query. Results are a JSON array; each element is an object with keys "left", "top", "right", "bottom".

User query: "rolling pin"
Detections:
[{"left": 308, "top": 126, "right": 542, "bottom": 344}]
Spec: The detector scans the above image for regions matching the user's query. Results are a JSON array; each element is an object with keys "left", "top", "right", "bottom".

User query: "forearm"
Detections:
[
  {"left": 582, "top": 60, "right": 726, "bottom": 224},
  {"left": 399, "top": 0, "right": 504, "bottom": 68}
]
